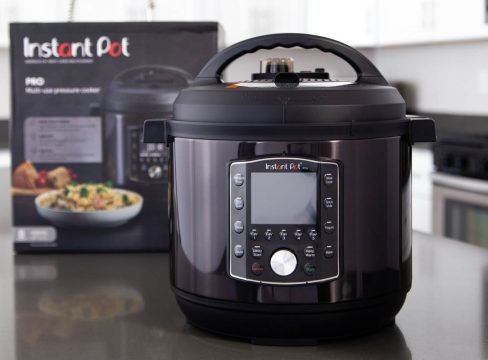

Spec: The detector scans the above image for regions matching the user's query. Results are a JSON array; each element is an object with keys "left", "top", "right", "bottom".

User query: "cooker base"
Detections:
[{"left": 174, "top": 289, "right": 407, "bottom": 344}]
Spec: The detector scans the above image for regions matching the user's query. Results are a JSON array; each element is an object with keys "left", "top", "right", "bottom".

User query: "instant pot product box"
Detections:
[{"left": 10, "top": 22, "right": 221, "bottom": 252}]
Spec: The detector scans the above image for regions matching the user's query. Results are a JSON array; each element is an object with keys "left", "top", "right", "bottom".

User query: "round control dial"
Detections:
[
  {"left": 148, "top": 165, "right": 163, "bottom": 179},
  {"left": 270, "top": 249, "right": 297, "bottom": 277}
]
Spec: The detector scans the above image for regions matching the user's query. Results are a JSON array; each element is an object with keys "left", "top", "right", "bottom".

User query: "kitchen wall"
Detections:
[
  {"left": 372, "top": 39, "right": 488, "bottom": 116},
  {"left": 0, "top": 47, "right": 10, "bottom": 120}
]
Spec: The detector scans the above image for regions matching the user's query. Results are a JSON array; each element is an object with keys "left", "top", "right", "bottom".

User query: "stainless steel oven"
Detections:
[{"left": 433, "top": 172, "right": 488, "bottom": 248}]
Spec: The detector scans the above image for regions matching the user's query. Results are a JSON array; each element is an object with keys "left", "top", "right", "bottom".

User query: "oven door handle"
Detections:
[{"left": 432, "top": 172, "right": 488, "bottom": 194}]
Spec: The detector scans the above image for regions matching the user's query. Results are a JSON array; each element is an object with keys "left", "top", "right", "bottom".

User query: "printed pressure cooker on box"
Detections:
[
  {"left": 144, "top": 33, "right": 436, "bottom": 343},
  {"left": 103, "top": 65, "right": 192, "bottom": 189}
]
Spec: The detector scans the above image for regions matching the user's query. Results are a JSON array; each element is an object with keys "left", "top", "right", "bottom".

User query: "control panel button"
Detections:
[
  {"left": 304, "top": 245, "right": 316, "bottom": 258},
  {"left": 234, "top": 221, "right": 244, "bottom": 233},
  {"left": 270, "top": 249, "right": 297, "bottom": 276},
  {"left": 324, "top": 245, "right": 334, "bottom": 258},
  {"left": 294, "top": 229, "right": 303, "bottom": 240},
  {"left": 264, "top": 229, "right": 273, "bottom": 241},
  {"left": 251, "top": 262, "right": 264, "bottom": 276},
  {"left": 303, "top": 263, "right": 316, "bottom": 276},
  {"left": 234, "top": 244, "right": 244, "bottom": 258},
  {"left": 251, "top": 245, "right": 263, "bottom": 258},
  {"left": 324, "top": 221, "right": 335, "bottom": 234},
  {"left": 233, "top": 173, "right": 245, "bottom": 186},
  {"left": 249, "top": 229, "right": 258, "bottom": 240},
  {"left": 148, "top": 165, "right": 163, "bottom": 179},
  {"left": 234, "top": 197, "right": 244, "bottom": 210},
  {"left": 308, "top": 229, "right": 318, "bottom": 241},
  {"left": 279, "top": 229, "right": 288, "bottom": 240},
  {"left": 324, "top": 172, "right": 334, "bottom": 185},
  {"left": 323, "top": 197, "right": 334, "bottom": 209}
]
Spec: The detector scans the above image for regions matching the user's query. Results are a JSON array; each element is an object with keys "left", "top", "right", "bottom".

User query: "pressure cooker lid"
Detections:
[
  {"left": 174, "top": 33, "right": 404, "bottom": 124},
  {"left": 144, "top": 34, "right": 435, "bottom": 143},
  {"left": 102, "top": 65, "right": 192, "bottom": 114}
]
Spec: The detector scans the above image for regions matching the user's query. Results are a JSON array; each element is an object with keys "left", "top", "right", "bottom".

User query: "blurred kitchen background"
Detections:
[{"left": 2, "top": 0, "right": 488, "bottom": 247}]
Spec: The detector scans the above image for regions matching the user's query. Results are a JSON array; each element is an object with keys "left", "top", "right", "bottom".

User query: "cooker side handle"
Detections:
[
  {"left": 408, "top": 116, "right": 436, "bottom": 144},
  {"left": 143, "top": 119, "right": 171, "bottom": 145},
  {"left": 195, "top": 33, "right": 389, "bottom": 86}
]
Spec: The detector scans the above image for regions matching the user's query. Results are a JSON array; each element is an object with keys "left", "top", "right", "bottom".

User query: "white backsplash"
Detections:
[{"left": 372, "top": 40, "right": 488, "bottom": 116}]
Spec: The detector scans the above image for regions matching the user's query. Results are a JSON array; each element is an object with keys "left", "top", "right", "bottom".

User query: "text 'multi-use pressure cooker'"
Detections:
[{"left": 144, "top": 34, "right": 436, "bottom": 343}]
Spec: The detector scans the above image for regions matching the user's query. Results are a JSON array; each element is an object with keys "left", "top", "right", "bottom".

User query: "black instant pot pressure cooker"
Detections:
[
  {"left": 103, "top": 65, "right": 191, "bottom": 188},
  {"left": 144, "top": 34, "right": 436, "bottom": 343}
]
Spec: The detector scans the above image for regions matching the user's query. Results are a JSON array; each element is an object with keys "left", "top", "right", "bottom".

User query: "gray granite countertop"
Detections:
[{"left": 0, "top": 228, "right": 486, "bottom": 360}]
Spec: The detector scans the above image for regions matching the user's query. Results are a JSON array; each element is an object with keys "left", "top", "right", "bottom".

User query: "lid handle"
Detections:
[{"left": 196, "top": 33, "right": 389, "bottom": 85}]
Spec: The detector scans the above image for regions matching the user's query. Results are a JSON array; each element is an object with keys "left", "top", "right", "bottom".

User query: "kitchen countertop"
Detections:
[{"left": 0, "top": 229, "right": 486, "bottom": 360}]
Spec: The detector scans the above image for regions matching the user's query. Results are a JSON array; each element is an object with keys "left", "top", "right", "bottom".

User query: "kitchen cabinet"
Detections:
[
  {"left": 0, "top": 0, "right": 307, "bottom": 47},
  {"left": 0, "top": 0, "right": 65, "bottom": 46},
  {"left": 377, "top": 0, "right": 432, "bottom": 46},
  {"left": 306, "top": 0, "right": 378, "bottom": 48},
  {"left": 195, "top": 0, "right": 307, "bottom": 46},
  {"left": 433, "top": 0, "right": 488, "bottom": 42},
  {"left": 378, "top": 0, "right": 488, "bottom": 46},
  {"left": 308, "top": 0, "right": 488, "bottom": 47},
  {"left": 0, "top": 0, "right": 147, "bottom": 47},
  {"left": 2, "top": 0, "right": 488, "bottom": 48}
]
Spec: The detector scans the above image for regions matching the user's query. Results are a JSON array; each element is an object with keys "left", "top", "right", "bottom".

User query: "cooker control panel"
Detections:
[
  {"left": 229, "top": 157, "right": 340, "bottom": 285},
  {"left": 128, "top": 126, "right": 168, "bottom": 183}
]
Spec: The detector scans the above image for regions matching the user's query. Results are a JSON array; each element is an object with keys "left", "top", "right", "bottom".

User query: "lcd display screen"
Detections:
[{"left": 251, "top": 172, "right": 317, "bottom": 224}]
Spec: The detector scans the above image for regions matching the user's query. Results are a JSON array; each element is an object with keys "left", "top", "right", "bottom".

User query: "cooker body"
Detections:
[
  {"left": 171, "top": 136, "right": 411, "bottom": 302},
  {"left": 145, "top": 32, "right": 436, "bottom": 342}
]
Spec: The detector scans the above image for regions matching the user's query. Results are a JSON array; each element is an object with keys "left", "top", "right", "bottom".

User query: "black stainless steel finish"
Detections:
[
  {"left": 143, "top": 33, "right": 436, "bottom": 342},
  {"left": 170, "top": 137, "right": 410, "bottom": 302}
]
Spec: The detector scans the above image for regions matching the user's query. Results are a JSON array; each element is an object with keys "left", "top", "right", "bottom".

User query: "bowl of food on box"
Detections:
[{"left": 35, "top": 182, "right": 143, "bottom": 228}]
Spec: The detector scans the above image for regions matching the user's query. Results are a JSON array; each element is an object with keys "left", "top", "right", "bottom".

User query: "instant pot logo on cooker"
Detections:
[
  {"left": 265, "top": 162, "right": 303, "bottom": 171},
  {"left": 23, "top": 36, "right": 130, "bottom": 58}
]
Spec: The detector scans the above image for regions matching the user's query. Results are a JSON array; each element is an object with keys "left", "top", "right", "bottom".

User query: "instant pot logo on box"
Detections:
[
  {"left": 22, "top": 36, "right": 130, "bottom": 59},
  {"left": 265, "top": 162, "right": 304, "bottom": 171}
]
